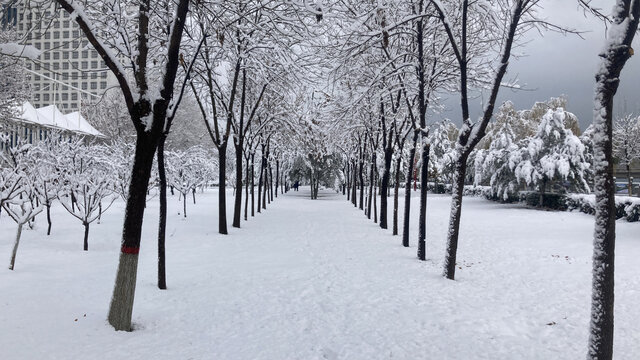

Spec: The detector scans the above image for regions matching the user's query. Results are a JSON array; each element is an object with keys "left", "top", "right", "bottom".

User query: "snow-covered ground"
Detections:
[{"left": 0, "top": 187, "right": 638, "bottom": 359}]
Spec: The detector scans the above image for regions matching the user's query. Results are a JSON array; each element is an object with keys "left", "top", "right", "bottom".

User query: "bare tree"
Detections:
[{"left": 586, "top": 1, "right": 640, "bottom": 358}]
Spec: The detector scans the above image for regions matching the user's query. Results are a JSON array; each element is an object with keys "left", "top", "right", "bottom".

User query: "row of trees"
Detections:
[
  {"left": 316, "top": 1, "right": 638, "bottom": 359},
  {"left": 0, "top": 136, "right": 218, "bottom": 268},
  {"left": 3, "top": 0, "right": 637, "bottom": 358}
]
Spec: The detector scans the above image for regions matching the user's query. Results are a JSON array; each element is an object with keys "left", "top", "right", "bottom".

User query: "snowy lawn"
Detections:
[{"left": 0, "top": 187, "right": 638, "bottom": 359}]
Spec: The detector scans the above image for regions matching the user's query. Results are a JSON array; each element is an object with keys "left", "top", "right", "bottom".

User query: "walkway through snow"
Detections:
[{"left": 0, "top": 187, "right": 639, "bottom": 359}]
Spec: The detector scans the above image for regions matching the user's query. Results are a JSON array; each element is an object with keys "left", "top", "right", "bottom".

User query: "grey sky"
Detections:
[{"left": 438, "top": 0, "right": 640, "bottom": 131}]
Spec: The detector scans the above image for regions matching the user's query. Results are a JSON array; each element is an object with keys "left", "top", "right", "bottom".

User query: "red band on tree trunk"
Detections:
[{"left": 121, "top": 246, "right": 140, "bottom": 254}]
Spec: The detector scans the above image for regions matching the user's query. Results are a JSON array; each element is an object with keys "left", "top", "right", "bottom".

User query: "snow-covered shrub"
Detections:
[{"left": 566, "top": 194, "right": 640, "bottom": 222}]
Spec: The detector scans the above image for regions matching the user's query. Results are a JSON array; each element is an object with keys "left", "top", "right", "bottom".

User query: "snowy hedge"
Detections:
[
  {"left": 566, "top": 194, "right": 640, "bottom": 222},
  {"left": 461, "top": 186, "right": 640, "bottom": 222}
]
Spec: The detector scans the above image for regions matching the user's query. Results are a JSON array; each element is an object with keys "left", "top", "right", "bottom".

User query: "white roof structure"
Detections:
[{"left": 11, "top": 102, "right": 104, "bottom": 138}]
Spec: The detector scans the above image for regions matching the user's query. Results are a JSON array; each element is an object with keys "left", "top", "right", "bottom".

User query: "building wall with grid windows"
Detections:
[{"left": 7, "top": 2, "right": 115, "bottom": 113}]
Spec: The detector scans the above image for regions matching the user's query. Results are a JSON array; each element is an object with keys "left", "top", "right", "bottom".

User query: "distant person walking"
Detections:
[{"left": 294, "top": 181, "right": 299, "bottom": 191}]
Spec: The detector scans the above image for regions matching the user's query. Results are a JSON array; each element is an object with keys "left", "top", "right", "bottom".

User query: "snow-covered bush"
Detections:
[{"left": 566, "top": 194, "right": 640, "bottom": 222}]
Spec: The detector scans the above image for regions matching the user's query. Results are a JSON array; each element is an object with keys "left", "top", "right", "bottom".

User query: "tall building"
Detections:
[{"left": 4, "top": 1, "right": 114, "bottom": 113}]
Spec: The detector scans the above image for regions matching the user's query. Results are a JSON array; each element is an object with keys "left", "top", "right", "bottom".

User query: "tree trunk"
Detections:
[
  {"left": 257, "top": 150, "right": 264, "bottom": 213},
  {"left": 393, "top": 155, "right": 402, "bottom": 236},
  {"left": 373, "top": 174, "right": 378, "bottom": 224},
  {"left": 244, "top": 154, "right": 250, "bottom": 221},
  {"left": 218, "top": 143, "right": 228, "bottom": 234},
  {"left": 269, "top": 164, "right": 274, "bottom": 202},
  {"left": 183, "top": 191, "right": 187, "bottom": 218},
  {"left": 443, "top": 153, "right": 470, "bottom": 279},
  {"left": 108, "top": 132, "right": 158, "bottom": 331},
  {"left": 367, "top": 153, "right": 375, "bottom": 219},
  {"left": 157, "top": 138, "right": 167, "bottom": 290},
  {"left": 275, "top": 159, "right": 279, "bottom": 198},
  {"left": 627, "top": 164, "right": 632, "bottom": 196},
  {"left": 83, "top": 221, "right": 89, "bottom": 251},
  {"left": 417, "top": 141, "right": 430, "bottom": 261},
  {"left": 251, "top": 153, "right": 255, "bottom": 217},
  {"left": 380, "top": 146, "right": 393, "bottom": 229},
  {"left": 233, "top": 142, "right": 243, "bottom": 228},
  {"left": 8, "top": 223, "right": 23, "bottom": 271},
  {"left": 359, "top": 158, "right": 364, "bottom": 210},
  {"left": 46, "top": 203, "right": 52, "bottom": 236},
  {"left": 587, "top": 3, "right": 639, "bottom": 357},
  {"left": 402, "top": 132, "right": 419, "bottom": 247},
  {"left": 539, "top": 177, "right": 546, "bottom": 208},
  {"left": 352, "top": 160, "right": 357, "bottom": 207}
]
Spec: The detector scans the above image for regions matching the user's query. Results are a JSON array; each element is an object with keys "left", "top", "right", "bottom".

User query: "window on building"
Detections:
[
  {"left": 44, "top": 42, "right": 50, "bottom": 50},
  {"left": 62, "top": 93, "right": 68, "bottom": 101},
  {"left": 73, "top": 30, "right": 79, "bottom": 38},
  {"left": 63, "top": 63, "right": 69, "bottom": 70},
  {"left": 44, "top": 32, "right": 50, "bottom": 39},
  {"left": 63, "top": 31, "right": 69, "bottom": 38},
  {"left": 43, "top": 94, "right": 49, "bottom": 102},
  {"left": 100, "top": 81, "right": 107, "bottom": 89},
  {"left": 72, "top": 52, "right": 78, "bottom": 59},
  {"left": 44, "top": 52, "right": 50, "bottom": 60},
  {"left": 91, "top": 60, "right": 98, "bottom": 69},
  {"left": 81, "top": 83, "right": 87, "bottom": 90},
  {"left": 82, "top": 50, "right": 88, "bottom": 58},
  {"left": 53, "top": 63, "right": 59, "bottom": 70},
  {"left": 81, "top": 61, "right": 88, "bottom": 69},
  {"left": 71, "top": 93, "right": 78, "bottom": 101},
  {"left": 91, "top": 82, "right": 97, "bottom": 90},
  {"left": 63, "top": 52, "right": 69, "bottom": 59},
  {"left": 53, "top": 52, "right": 60, "bottom": 60},
  {"left": 53, "top": 31, "right": 60, "bottom": 39},
  {"left": 100, "top": 72, "right": 107, "bottom": 79},
  {"left": 91, "top": 72, "right": 97, "bottom": 79}
]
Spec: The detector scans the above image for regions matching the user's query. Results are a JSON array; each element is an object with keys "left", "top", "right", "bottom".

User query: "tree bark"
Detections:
[
  {"left": 393, "top": 155, "right": 402, "bottom": 236},
  {"left": 218, "top": 143, "right": 228, "bottom": 234},
  {"left": 244, "top": 154, "right": 250, "bottom": 221},
  {"left": 46, "top": 203, "right": 52, "bottom": 236},
  {"left": 275, "top": 159, "right": 279, "bottom": 198},
  {"left": 367, "top": 153, "right": 375, "bottom": 219},
  {"left": 352, "top": 160, "right": 357, "bottom": 207},
  {"left": 627, "top": 164, "right": 632, "bottom": 196},
  {"left": 251, "top": 152, "right": 255, "bottom": 217},
  {"left": 83, "top": 221, "right": 89, "bottom": 251},
  {"left": 402, "top": 132, "right": 418, "bottom": 247},
  {"left": 587, "top": 2, "right": 639, "bottom": 358},
  {"left": 417, "top": 140, "right": 430, "bottom": 261},
  {"left": 443, "top": 153, "right": 469, "bottom": 279},
  {"left": 380, "top": 144, "right": 393, "bottom": 229},
  {"left": 108, "top": 132, "right": 158, "bottom": 331},
  {"left": 233, "top": 142, "right": 243, "bottom": 228},
  {"left": 157, "top": 138, "right": 167, "bottom": 290},
  {"left": 8, "top": 223, "right": 23, "bottom": 271}
]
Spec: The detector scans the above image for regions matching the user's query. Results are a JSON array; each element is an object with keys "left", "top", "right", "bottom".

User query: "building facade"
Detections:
[{"left": 3, "top": 1, "right": 114, "bottom": 113}]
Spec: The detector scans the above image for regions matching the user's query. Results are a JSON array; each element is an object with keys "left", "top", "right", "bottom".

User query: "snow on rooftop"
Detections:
[{"left": 12, "top": 102, "right": 104, "bottom": 138}]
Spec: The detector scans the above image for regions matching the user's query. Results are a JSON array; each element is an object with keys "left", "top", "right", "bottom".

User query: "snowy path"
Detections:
[{"left": 1, "top": 187, "right": 639, "bottom": 359}]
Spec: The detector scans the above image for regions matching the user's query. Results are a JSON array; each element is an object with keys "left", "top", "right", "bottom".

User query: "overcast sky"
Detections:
[{"left": 438, "top": 0, "right": 640, "bottom": 131}]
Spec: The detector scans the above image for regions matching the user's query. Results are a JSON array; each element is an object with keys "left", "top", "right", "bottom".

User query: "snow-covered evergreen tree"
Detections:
[{"left": 513, "top": 108, "right": 590, "bottom": 201}]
